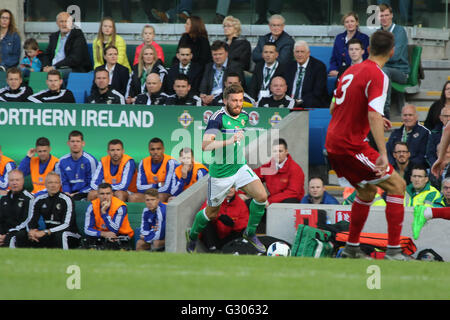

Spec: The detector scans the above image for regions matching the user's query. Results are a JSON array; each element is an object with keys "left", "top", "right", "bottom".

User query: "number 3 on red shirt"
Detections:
[{"left": 335, "top": 74, "right": 354, "bottom": 105}]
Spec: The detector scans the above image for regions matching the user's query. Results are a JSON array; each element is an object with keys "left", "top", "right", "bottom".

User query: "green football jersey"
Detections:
[{"left": 205, "top": 107, "right": 249, "bottom": 178}]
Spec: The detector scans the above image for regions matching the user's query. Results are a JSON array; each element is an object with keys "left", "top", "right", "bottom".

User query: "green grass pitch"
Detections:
[{"left": 1, "top": 248, "right": 449, "bottom": 300}]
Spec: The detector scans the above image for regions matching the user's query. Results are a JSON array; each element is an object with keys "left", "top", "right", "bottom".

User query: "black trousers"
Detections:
[
  {"left": 15, "top": 229, "right": 81, "bottom": 250},
  {"left": 201, "top": 222, "right": 244, "bottom": 252}
]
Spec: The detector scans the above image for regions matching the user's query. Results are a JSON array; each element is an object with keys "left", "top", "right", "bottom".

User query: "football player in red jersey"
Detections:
[{"left": 326, "top": 30, "right": 409, "bottom": 260}]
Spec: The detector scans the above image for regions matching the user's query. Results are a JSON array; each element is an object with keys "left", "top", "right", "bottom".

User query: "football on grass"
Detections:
[{"left": 267, "top": 242, "right": 291, "bottom": 256}]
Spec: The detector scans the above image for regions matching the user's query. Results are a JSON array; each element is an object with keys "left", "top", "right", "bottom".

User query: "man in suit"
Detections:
[
  {"left": 249, "top": 42, "right": 284, "bottom": 101},
  {"left": 166, "top": 45, "right": 203, "bottom": 96},
  {"left": 283, "top": 40, "right": 329, "bottom": 108},
  {"left": 41, "top": 11, "right": 92, "bottom": 78},
  {"left": 199, "top": 40, "right": 245, "bottom": 106},
  {"left": 251, "top": 14, "right": 295, "bottom": 66}
]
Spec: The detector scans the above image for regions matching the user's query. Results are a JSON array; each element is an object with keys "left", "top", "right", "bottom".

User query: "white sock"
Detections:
[{"left": 424, "top": 207, "right": 433, "bottom": 220}]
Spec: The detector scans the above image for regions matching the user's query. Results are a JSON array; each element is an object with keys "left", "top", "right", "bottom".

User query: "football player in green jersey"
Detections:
[{"left": 186, "top": 84, "right": 268, "bottom": 253}]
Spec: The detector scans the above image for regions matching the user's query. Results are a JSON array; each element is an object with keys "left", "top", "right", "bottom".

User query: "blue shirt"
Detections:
[
  {"left": 300, "top": 191, "right": 339, "bottom": 205},
  {"left": 0, "top": 160, "right": 16, "bottom": 190},
  {"left": 329, "top": 30, "right": 370, "bottom": 72},
  {"left": 18, "top": 155, "right": 59, "bottom": 177},
  {"left": 0, "top": 32, "right": 21, "bottom": 68},
  {"left": 84, "top": 202, "right": 128, "bottom": 237},
  {"left": 139, "top": 202, "right": 166, "bottom": 243},
  {"left": 169, "top": 166, "right": 208, "bottom": 196},
  {"left": 57, "top": 152, "right": 98, "bottom": 194},
  {"left": 91, "top": 158, "right": 136, "bottom": 191},
  {"left": 136, "top": 158, "right": 179, "bottom": 194}
]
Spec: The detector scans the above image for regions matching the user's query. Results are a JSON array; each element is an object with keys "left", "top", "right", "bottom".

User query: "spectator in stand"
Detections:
[
  {"left": 89, "top": 139, "right": 138, "bottom": 202},
  {"left": 328, "top": 11, "right": 369, "bottom": 78},
  {"left": 200, "top": 187, "right": 249, "bottom": 252},
  {"left": 87, "top": 68, "right": 125, "bottom": 104},
  {"left": 94, "top": 45, "right": 130, "bottom": 97},
  {"left": 18, "top": 137, "right": 59, "bottom": 195},
  {"left": 15, "top": 172, "right": 81, "bottom": 250},
  {"left": 284, "top": 40, "right": 329, "bottom": 108},
  {"left": 257, "top": 75, "right": 295, "bottom": 109},
  {"left": 130, "top": 137, "right": 179, "bottom": 203},
  {"left": 58, "top": 130, "right": 98, "bottom": 201},
  {"left": 249, "top": 42, "right": 285, "bottom": 101},
  {"left": 133, "top": 25, "right": 165, "bottom": 66},
  {"left": 93, "top": 17, "right": 131, "bottom": 72},
  {"left": 405, "top": 164, "right": 440, "bottom": 207},
  {"left": 222, "top": 16, "right": 251, "bottom": 72},
  {"left": 103, "top": 0, "right": 132, "bottom": 23},
  {"left": 28, "top": 69, "right": 75, "bottom": 103},
  {"left": 126, "top": 44, "right": 168, "bottom": 104},
  {"left": 211, "top": 72, "right": 255, "bottom": 107},
  {"left": 0, "top": 169, "right": 33, "bottom": 248},
  {"left": 134, "top": 72, "right": 169, "bottom": 106},
  {"left": 252, "top": 14, "right": 294, "bottom": 66},
  {"left": 429, "top": 142, "right": 450, "bottom": 190},
  {"left": 249, "top": 138, "right": 305, "bottom": 204},
  {"left": 335, "top": 38, "right": 365, "bottom": 83},
  {"left": 199, "top": 40, "right": 245, "bottom": 106},
  {"left": 423, "top": 81, "right": 450, "bottom": 131},
  {"left": 151, "top": 0, "right": 192, "bottom": 23},
  {"left": 169, "top": 147, "right": 208, "bottom": 198},
  {"left": 41, "top": 11, "right": 92, "bottom": 78},
  {"left": 254, "top": 0, "right": 283, "bottom": 25},
  {"left": 433, "top": 177, "right": 450, "bottom": 207},
  {"left": 19, "top": 38, "right": 42, "bottom": 78},
  {"left": 392, "top": 141, "right": 414, "bottom": 186},
  {"left": 0, "top": 145, "right": 16, "bottom": 195},
  {"left": 165, "top": 74, "right": 202, "bottom": 106},
  {"left": 426, "top": 105, "right": 450, "bottom": 168},
  {"left": 0, "top": 9, "right": 21, "bottom": 70},
  {"left": 136, "top": 188, "right": 167, "bottom": 252},
  {"left": 386, "top": 104, "right": 430, "bottom": 167},
  {"left": 174, "top": 16, "right": 212, "bottom": 67},
  {"left": 165, "top": 45, "right": 203, "bottom": 96},
  {"left": 0, "top": 67, "right": 33, "bottom": 102},
  {"left": 301, "top": 177, "right": 339, "bottom": 204},
  {"left": 84, "top": 182, "right": 134, "bottom": 249},
  {"left": 378, "top": 3, "right": 410, "bottom": 119}
]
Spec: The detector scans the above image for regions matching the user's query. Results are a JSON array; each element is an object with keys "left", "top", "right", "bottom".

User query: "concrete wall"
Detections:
[
  {"left": 1, "top": 0, "right": 25, "bottom": 39},
  {"left": 166, "top": 111, "right": 309, "bottom": 253},
  {"left": 267, "top": 203, "right": 450, "bottom": 261}
]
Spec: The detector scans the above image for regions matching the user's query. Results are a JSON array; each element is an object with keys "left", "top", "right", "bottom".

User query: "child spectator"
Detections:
[
  {"left": 133, "top": 25, "right": 164, "bottom": 66},
  {"left": 19, "top": 38, "right": 42, "bottom": 77},
  {"left": 135, "top": 188, "right": 166, "bottom": 252},
  {"left": 93, "top": 17, "right": 131, "bottom": 72}
]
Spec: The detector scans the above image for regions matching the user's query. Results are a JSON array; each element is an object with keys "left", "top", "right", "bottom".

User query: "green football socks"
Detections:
[
  {"left": 189, "top": 209, "right": 210, "bottom": 241},
  {"left": 245, "top": 199, "right": 267, "bottom": 236}
]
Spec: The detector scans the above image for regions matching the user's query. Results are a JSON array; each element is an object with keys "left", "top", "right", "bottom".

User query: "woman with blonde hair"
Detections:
[
  {"left": 0, "top": 8, "right": 21, "bottom": 70},
  {"left": 93, "top": 17, "right": 131, "bottom": 72},
  {"left": 125, "top": 44, "right": 167, "bottom": 104},
  {"left": 328, "top": 11, "right": 369, "bottom": 77},
  {"left": 222, "top": 15, "right": 251, "bottom": 71}
]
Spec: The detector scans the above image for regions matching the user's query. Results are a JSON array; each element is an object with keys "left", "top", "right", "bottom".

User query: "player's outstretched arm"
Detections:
[{"left": 202, "top": 132, "right": 244, "bottom": 151}]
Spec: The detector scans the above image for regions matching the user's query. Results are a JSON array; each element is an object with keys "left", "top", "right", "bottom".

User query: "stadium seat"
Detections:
[
  {"left": 160, "top": 44, "right": 178, "bottom": 68},
  {"left": 310, "top": 46, "right": 333, "bottom": 71},
  {"left": 0, "top": 72, "right": 6, "bottom": 88},
  {"left": 391, "top": 45, "right": 423, "bottom": 94},
  {"left": 67, "top": 72, "right": 94, "bottom": 103},
  {"left": 126, "top": 43, "right": 137, "bottom": 67},
  {"left": 28, "top": 72, "right": 48, "bottom": 93},
  {"left": 309, "top": 108, "right": 332, "bottom": 166}
]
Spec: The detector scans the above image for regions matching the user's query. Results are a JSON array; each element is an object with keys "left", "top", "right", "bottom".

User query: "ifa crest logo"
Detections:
[
  {"left": 269, "top": 112, "right": 282, "bottom": 127},
  {"left": 248, "top": 111, "right": 259, "bottom": 126},
  {"left": 178, "top": 110, "right": 194, "bottom": 128}
]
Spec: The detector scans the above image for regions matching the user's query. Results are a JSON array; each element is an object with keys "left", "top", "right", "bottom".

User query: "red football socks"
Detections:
[
  {"left": 385, "top": 195, "right": 405, "bottom": 247},
  {"left": 348, "top": 196, "right": 372, "bottom": 244}
]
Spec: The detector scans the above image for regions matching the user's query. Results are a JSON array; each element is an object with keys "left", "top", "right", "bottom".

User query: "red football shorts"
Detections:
[{"left": 327, "top": 145, "right": 394, "bottom": 188}]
